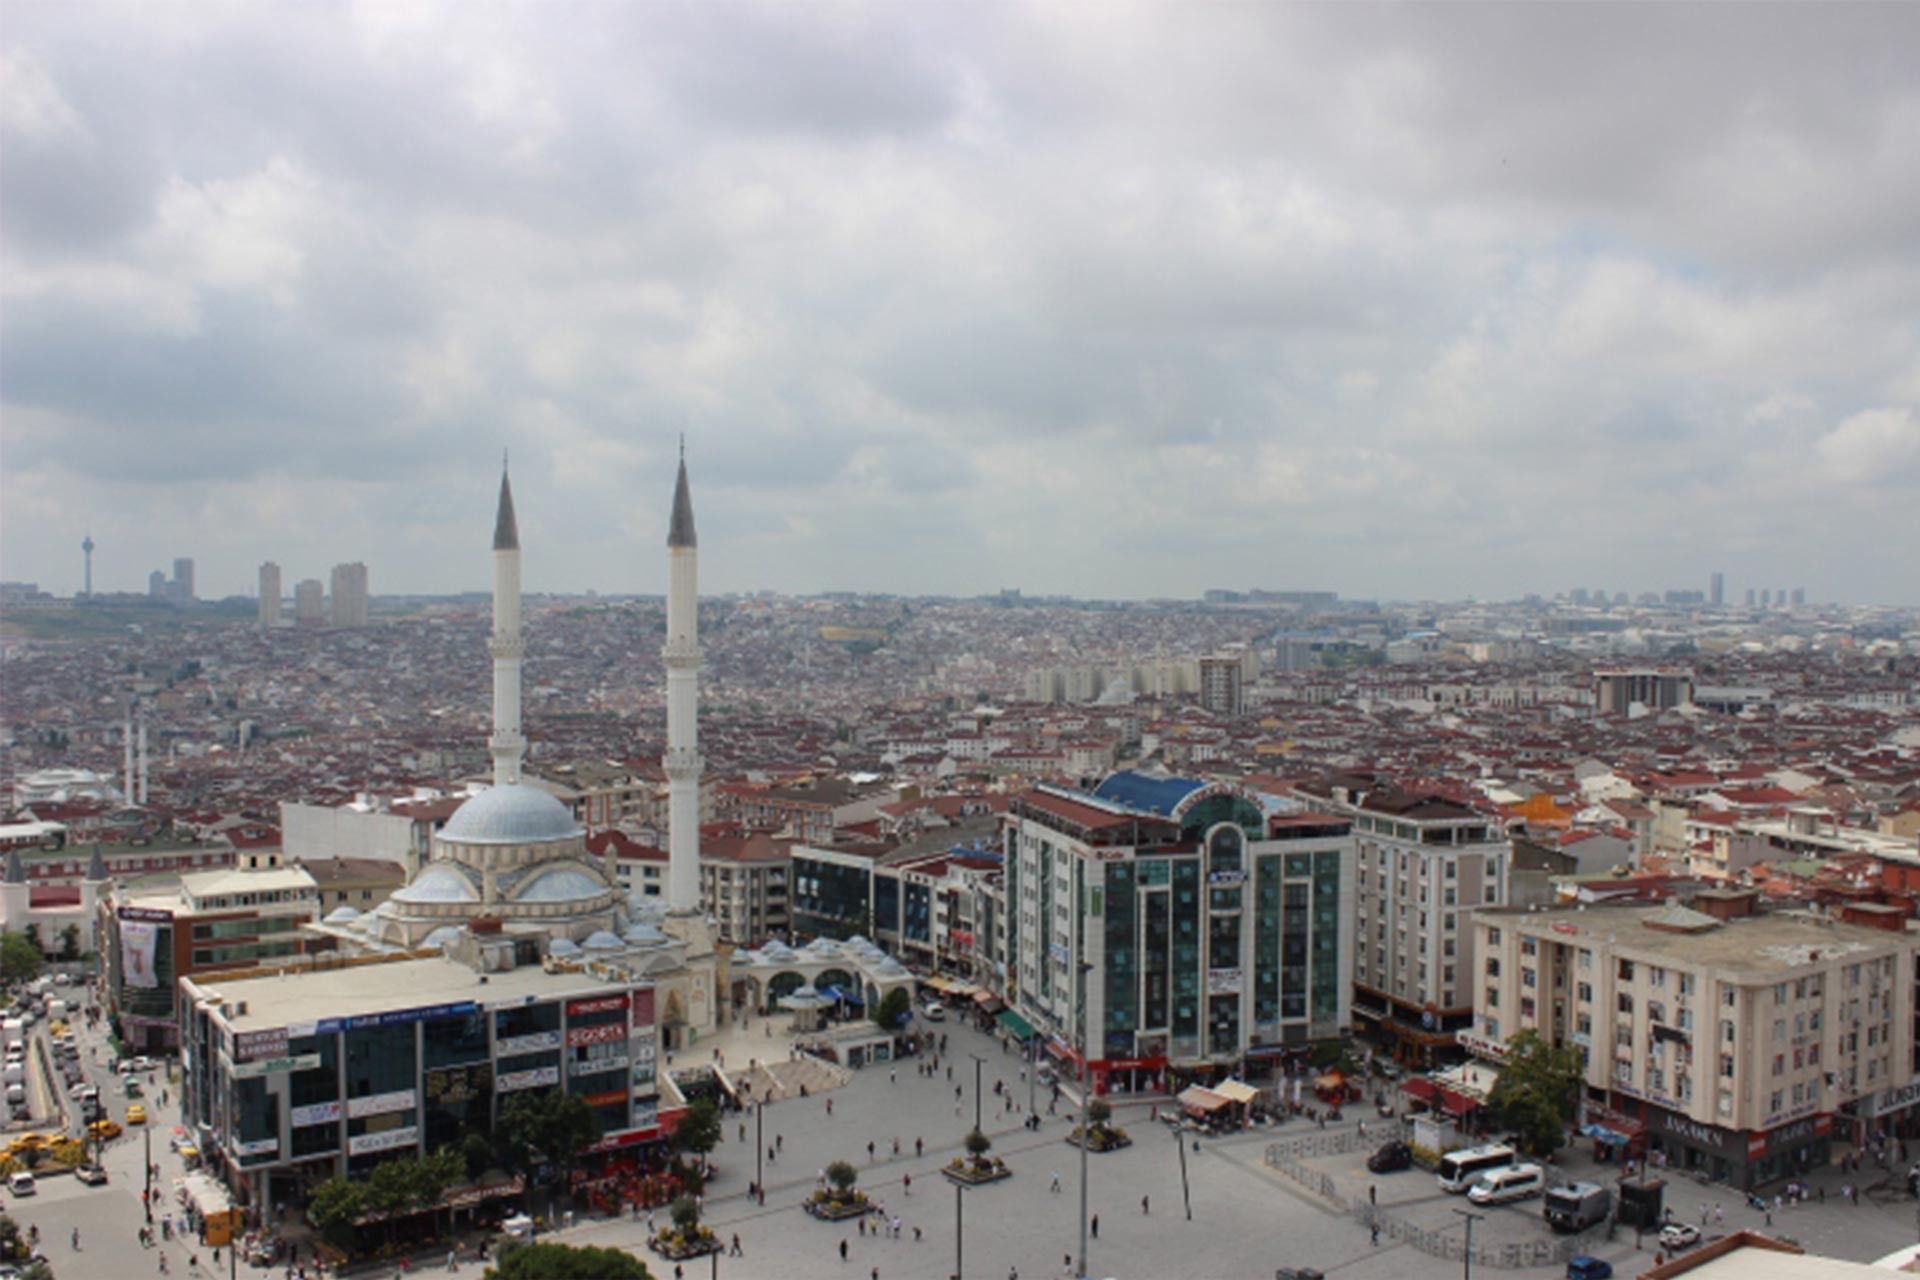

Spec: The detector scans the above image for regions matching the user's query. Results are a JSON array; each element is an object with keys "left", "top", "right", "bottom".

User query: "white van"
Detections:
[
  {"left": 1468, "top": 1162, "right": 1546, "bottom": 1206},
  {"left": 8, "top": 1171, "right": 34, "bottom": 1196}
]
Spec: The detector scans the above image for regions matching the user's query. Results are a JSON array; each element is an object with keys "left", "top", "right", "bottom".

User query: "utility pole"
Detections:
[
  {"left": 969, "top": 1053, "right": 985, "bottom": 1133},
  {"left": 1077, "top": 959, "right": 1094, "bottom": 1279},
  {"left": 954, "top": 1179, "right": 965, "bottom": 1280},
  {"left": 1453, "top": 1207, "right": 1484, "bottom": 1280},
  {"left": 144, "top": 1121, "right": 154, "bottom": 1222},
  {"left": 755, "top": 1100, "right": 764, "bottom": 1197},
  {"left": 1175, "top": 1124, "right": 1192, "bottom": 1220}
]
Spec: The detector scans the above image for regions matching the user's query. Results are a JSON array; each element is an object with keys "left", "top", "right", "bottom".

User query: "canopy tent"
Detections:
[
  {"left": 1399, "top": 1077, "right": 1439, "bottom": 1104},
  {"left": 821, "top": 985, "right": 864, "bottom": 1008},
  {"left": 1579, "top": 1123, "right": 1633, "bottom": 1146},
  {"left": 996, "top": 1009, "right": 1038, "bottom": 1041},
  {"left": 1213, "top": 1078, "right": 1260, "bottom": 1106},
  {"left": 1437, "top": 1088, "right": 1481, "bottom": 1118},
  {"left": 1178, "top": 1085, "right": 1230, "bottom": 1114}
]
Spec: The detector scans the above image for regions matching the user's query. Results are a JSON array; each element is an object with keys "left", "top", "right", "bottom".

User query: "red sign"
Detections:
[
  {"left": 584, "top": 1090, "right": 627, "bottom": 1108},
  {"left": 585, "top": 1127, "right": 658, "bottom": 1154},
  {"left": 567, "top": 994, "right": 629, "bottom": 1016},
  {"left": 1091, "top": 1056, "right": 1168, "bottom": 1073},
  {"left": 568, "top": 1023, "right": 627, "bottom": 1048},
  {"left": 630, "top": 988, "right": 654, "bottom": 1026}
]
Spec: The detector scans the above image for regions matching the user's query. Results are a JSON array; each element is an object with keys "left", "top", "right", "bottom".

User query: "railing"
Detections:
[{"left": 1263, "top": 1131, "right": 1611, "bottom": 1270}]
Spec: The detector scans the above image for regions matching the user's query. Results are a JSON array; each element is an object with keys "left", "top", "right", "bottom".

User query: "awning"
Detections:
[
  {"left": 1579, "top": 1123, "right": 1632, "bottom": 1145},
  {"left": 1438, "top": 1088, "right": 1481, "bottom": 1117},
  {"left": 1214, "top": 1078, "right": 1260, "bottom": 1106},
  {"left": 996, "top": 1009, "right": 1038, "bottom": 1041},
  {"left": 822, "top": 985, "right": 864, "bottom": 1007},
  {"left": 922, "top": 976, "right": 957, "bottom": 993},
  {"left": 1399, "top": 1078, "right": 1439, "bottom": 1103},
  {"left": 972, "top": 991, "right": 1004, "bottom": 1011},
  {"left": 1314, "top": 1071, "right": 1346, "bottom": 1091},
  {"left": 1178, "top": 1085, "right": 1230, "bottom": 1114}
]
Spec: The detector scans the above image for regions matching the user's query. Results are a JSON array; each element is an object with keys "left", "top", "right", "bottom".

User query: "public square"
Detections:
[{"left": 14, "top": 1002, "right": 1920, "bottom": 1280}]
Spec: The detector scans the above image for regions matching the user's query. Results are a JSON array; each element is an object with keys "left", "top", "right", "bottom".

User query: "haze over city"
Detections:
[{"left": 2, "top": 3, "right": 1917, "bottom": 604}]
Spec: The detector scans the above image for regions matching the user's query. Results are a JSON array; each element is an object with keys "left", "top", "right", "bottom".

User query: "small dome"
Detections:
[
  {"left": 625, "top": 924, "right": 670, "bottom": 946},
  {"left": 392, "top": 865, "right": 481, "bottom": 904},
  {"left": 517, "top": 868, "right": 608, "bottom": 902},
  {"left": 423, "top": 925, "right": 462, "bottom": 950},
  {"left": 583, "top": 930, "right": 624, "bottom": 951},
  {"left": 439, "top": 784, "right": 581, "bottom": 845},
  {"left": 548, "top": 937, "right": 582, "bottom": 957},
  {"left": 323, "top": 906, "right": 362, "bottom": 925}
]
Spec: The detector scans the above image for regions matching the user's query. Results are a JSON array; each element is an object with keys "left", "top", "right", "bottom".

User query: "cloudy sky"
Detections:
[{"left": 4, "top": 3, "right": 1917, "bottom": 604}]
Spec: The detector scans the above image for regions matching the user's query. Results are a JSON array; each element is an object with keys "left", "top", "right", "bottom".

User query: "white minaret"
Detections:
[
  {"left": 664, "top": 443, "right": 703, "bottom": 913},
  {"left": 489, "top": 464, "right": 526, "bottom": 787}
]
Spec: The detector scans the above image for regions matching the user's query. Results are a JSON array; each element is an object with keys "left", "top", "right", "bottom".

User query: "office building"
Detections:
[
  {"left": 1594, "top": 668, "right": 1695, "bottom": 716},
  {"left": 1710, "top": 571, "right": 1724, "bottom": 607},
  {"left": 1198, "top": 653, "right": 1248, "bottom": 716},
  {"left": 329, "top": 562, "right": 369, "bottom": 627},
  {"left": 259, "top": 562, "right": 282, "bottom": 626},
  {"left": 294, "top": 579, "right": 324, "bottom": 626},
  {"left": 173, "top": 557, "right": 196, "bottom": 602},
  {"left": 1472, "top": 893, "right": 1917, "bottom": 1189},
  {"left": 999, "top": 772, "right": 1353, "bottom": 1093}
]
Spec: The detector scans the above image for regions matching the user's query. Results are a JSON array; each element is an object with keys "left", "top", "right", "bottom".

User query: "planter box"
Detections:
[
  {"left": 804, "top": 1197, "right": 872, "bottom": 1222},
  {"left": 942, "top": 1161, "right": 1013, "bottom": 1186},
  {"left": 649, "top": 1233, "right": 723, "bottom": 1260},
  {"left": 1066, "top": 1128, "right": 1133, "bottom": 1152}
]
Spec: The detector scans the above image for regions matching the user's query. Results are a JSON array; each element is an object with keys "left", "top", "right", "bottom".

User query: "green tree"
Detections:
[
  {"left": 58, "top": 923, "right": 81, "bottom": 961},
  {"left": 308, "top": 1177, "right": 368, "bottom": 1247},
  {"left": 498, "top": 1090, "right": 596, "bottom": 1189},
  {"left": 963, "top": 1128, "right": 991, "bottom": 1159},
  {"left": 485, "top": 1241, "right": 654, "bottom": 1280},
  {"left": 825, "top": 1160, "right": 858, "bottom": 1195},
  {"left": 21, "top": 924, "right": 40, "bottom": 956},
  {"left": 873, "top": 987, "right": 912, "bottom": 1031},
  {"left": 0, "top": 934, "right": 40, "bottom": 983},
  {"left": 671, "top": 1097, "right": 723, "bottom": 1168},
  {"left": 1087, "top": 1098, "right": 1112, "bottom": 1128},
  {"left": 461, "top": 1131, "right": 495, "bottom": 1181},
  {"left": 669, "top": 1193, "right": 701, "bottom": 1232},
  {"left": 1486, "top": 1029, "right": 1584, "bottom": 1157}
]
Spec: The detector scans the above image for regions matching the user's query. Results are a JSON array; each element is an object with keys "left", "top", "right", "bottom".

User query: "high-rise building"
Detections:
[
  {"left": 1198, "top": 653, "right": 1247, "bottom": 715},
  {"left": 1594, "top": 668, "right": 1695, "bottom": 715},
  {"left": 294, "top": 578, "right": 324, "bottom": 626},
  {"left": 148, "top": 569, "right": 168, "bottom": 598},
  {"left": 258, "top": 562, "right": 282, "bottom": 626},
  {"left": 1000, "top": 774, "right": 1353, "bottom": 1092},
  {"left": 1792, "top": 587, "right": 1805, "bottom": 607},
  {"left": 328, "top": 561, "right": 369, "bottom": 626},
  {"left": 1745, "top": 589, "right": 1757, "bottom": 607},
  {"left": 172, "top": 557, "right": 195, "bottom": 602},
  {"left": 1760, "top": 589, "right": 1772, "bottom": 608},
  {"left": 1709, "top": 571, "right": 1723, "bottom": 607},
  {"left": 664, "top": 446, "right": 703, "bottom": 914}
]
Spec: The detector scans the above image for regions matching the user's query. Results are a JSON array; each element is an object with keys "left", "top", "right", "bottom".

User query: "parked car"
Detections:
[
  {"left": 922, "top": 1002, "right": 946, "bottom": 1022},
  {"left": 7, "top": 1172, "right": 34, "bottom": 1196},
  {"left": 125, "top": 1103, "right": 147, "bottom": 1125},
  {"left": 1565, "top": 1258, "right": 1613, "bottom": 1280},
  {"left": 1367, "top": 1140, "right": 1413, "bottom": 1174},
  {"left": 74, "top": 1164, "right": 108, "bottom": 1186},
  {"left": 1658, "top": 1223, "right": 1702, "bottom": 1251},
  {"left": 1275, "top": 1270, "right": 1326, "bottom": 1280}
]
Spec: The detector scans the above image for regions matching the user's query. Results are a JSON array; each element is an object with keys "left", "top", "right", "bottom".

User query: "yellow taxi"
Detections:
[
  {"left": 125, "top": 1103, "right": 147, "bottom": 1125},
  {"left": 87, "top": 1119, "right": 122, "bottom": 1141}
]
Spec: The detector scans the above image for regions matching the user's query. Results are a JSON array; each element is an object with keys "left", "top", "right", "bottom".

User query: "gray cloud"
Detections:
[{"left": 3, "top": 1, "right": 1917, "bottom": 604}]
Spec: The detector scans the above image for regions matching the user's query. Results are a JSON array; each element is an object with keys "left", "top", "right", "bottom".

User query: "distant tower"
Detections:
[
  {"left": 489, "top": 465, "right": 526, "bottom": 787},
  {"left": 1709, "top": 571, "right": 1723, "bottom": 607},
  {"left": 81, "top": 533, "right": 95, "bottom": 598},
  {"left": 663, "top": 444, "right": 703, "bottom": 914},
  {"left": 294, "top": 579, "right": 324, "bottom": 625},
  {"left": 259, "top": 562, "right": 282, "bottom": 626},
  {"left": 173, "top": 557, "right": 195, "bottom": 602}
]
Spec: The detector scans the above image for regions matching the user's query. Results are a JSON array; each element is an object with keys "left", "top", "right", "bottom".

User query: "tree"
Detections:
[
  {"left": 461, "top": 1131, "right": 494, "bottom": 1181},
  {"left": 1087, "top": 1099, "right": 1112, "bottom": 1127},
  {"left": 498, "top": 1090, "right": 596, "bottom": 1189},
  {"left": 873, "top": 987, "right": 912, "bottom": 1032},
  {"left": 669, "top": 1194, "right": 701, "bottom": 1232},
  {"left": 58, "top": 924, "right": 81, "bottom": 962},
  {"left": 1486, "top": 1029, "right": 1585, "bottom": 1157},
  {"left": 486, "top": 1241, "right": 653, "bottom": 1280},
  {"left": 671, "top": 1098, "right": 722, "bottom": 1168},
  {"left": 825, "top": 1160, "right": 858, "bottom": 1195},
  {"left": 0, "top": 934, "right": 39, "bottom": 983},
  {"left": 963, "top": 1128, "right": 991, "bottom": 1160}
]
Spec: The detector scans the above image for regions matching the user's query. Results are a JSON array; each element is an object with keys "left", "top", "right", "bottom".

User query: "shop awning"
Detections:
[
  {"left": 996, "top": 1009, "right": 1038, "bottom": 1041},
  {"left": 1179, "top": 1086, "right": 1230, "bottom": 1114},
  {"left": 1214, "top": 1078, "right": 1260, "bottom": 1106},
  {"left": 1399, "top": 1078, "right": 1439, "bottom": 1103},
  {"left": 1579, "top": 1123, "right": 1632, "bottom": 1146},
  {"left": 1314, "top": 1071, "right": 1347, "bottom": 1092},
  {"left": 973, "top": 991, "right": 1004, "bottom": 1012},
  {"left": 1438, "top": 1088, "right": 1481, "bottom": 1117}
]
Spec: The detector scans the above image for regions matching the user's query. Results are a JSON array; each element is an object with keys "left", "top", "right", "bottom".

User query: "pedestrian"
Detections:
[
  {"left": 1051, "top": 1171, "right": 1062, "bottom": 1193},
  {"left": 916, "top": 1137, "right": 924, "bottom": 1157},
  {"left": 1765, "top": 1209, "right": 1772, "bottom": 1226},
  {"left": 1142, "top": 1194, "right": 1150, "bottom": 1215},
  {"left": 828, "top": 1098, "right": 834, "bottom": 1116},
  {"left": 778, "top": 1133, "right": 785, "bottom": 1151},
  {"left": 730, "top": 1235, "right": 743, "bottom": 1257},
  {"left": 840, "top": 1239, "right": 849, "bottom": 1262},
  {"left": 903, "top": 1173, "right": 912, "bottom": 1195},
  {"left": 914, "top": 1227, "right": 923, "bottom": 1243},
  {"left": 890, "top": 1068, "right": 897, "bottom": 1085},
  {"left": 1371, "top": 1222, "right": 1381, "bottom": 1246},
  {"left": 1370, "top": 1184, "right": 1377, "bottom": 1206},
  {"left": 1714, "top": 1203, "right": 1724, "bottom": 1225},
  {"left": 1699, "top": 1205, "right": 1708, "bottom": 1226},
  {"left": 1091, "top": 1213, "right": 1099, "bottom": 1239},
  {"left": 72, "top": 1229, "right": 80, "bottom": 1251},
  {"left": 869, "top": 1140, "right": 877, "bottom": 1161}
]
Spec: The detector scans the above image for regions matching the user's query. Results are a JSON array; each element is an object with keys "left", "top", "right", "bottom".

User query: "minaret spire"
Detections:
[
  {"left": 489, "top": 462, "right": 526, "bottom": 786},
  {"left": 664, "top": 446, "right": 703, "bottom": 912}
]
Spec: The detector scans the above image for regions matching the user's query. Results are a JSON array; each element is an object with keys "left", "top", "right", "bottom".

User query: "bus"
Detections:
[{"left": 1436, "top": 1143, "right": 1517, "bottom": 1193}]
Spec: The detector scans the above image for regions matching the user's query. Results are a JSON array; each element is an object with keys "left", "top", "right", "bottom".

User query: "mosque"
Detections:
[{"left": 305, "top": 452, "right": 724, "bottom": 1045}]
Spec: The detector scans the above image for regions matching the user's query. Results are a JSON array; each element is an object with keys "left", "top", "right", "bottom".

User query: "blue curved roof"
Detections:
[
  {"left": 1093, "top": 771, "right": 1208, "bottom": 818},
  {"left": 440, "top": 784, "right": 581, "bottom": 845}
]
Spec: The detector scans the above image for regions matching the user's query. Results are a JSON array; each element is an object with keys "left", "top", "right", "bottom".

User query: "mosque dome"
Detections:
[
  {"left": 583, "top": 930, "right": 624, "bottom": 951},
  {"left": 391, "top": 865, "right": 481, "bottom": 904},
  {"left": 439, "top": 784, "right": 581, "bottom": 845},
  {"left": 516, "top": 867, "right": 608, "bottom": 903},
  {"left": 323, "top": 906, "right": 362, "bottom": 925}
]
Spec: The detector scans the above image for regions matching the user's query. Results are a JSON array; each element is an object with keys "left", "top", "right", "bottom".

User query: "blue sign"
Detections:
[{"left": 314, "top": 1000, "right": 480, "bottom": 1036}]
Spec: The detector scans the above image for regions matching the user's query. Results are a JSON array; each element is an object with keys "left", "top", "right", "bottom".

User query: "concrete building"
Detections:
[
  {"left": 1198, "top": 653, "right": 1248, "bottom": 716},
  {"left": 1595, "top": 667, "right": 1696, "bottom": 716},
  {"left": 328, "top": 561, "right": 369, "bottom": 627},
  {"left": 173, "top": 557, "right": 196, "bottom": 602},
  {"left": 999, "top": 771, "right": 1354, "bottom": 1094},
  {"left": 1710, "top": 571, "right": 1724, "bottom": 607},
  {"left": 1472, "top": 892, "right": 1917, "bottom": 1188},
  {"left": 294, "top": 579, "right": 324, "bottom": 626},
  {"left": 259, "top": 562, "right": 282, "bottom": 626},
  {"left": 178, "top": 955, "right": 670, "bottom": 1215},
  {"left": 1302, "top": 780, "right": 1510, "bottom": 1065}
]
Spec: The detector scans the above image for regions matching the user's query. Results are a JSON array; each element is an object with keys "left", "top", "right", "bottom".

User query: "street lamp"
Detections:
[
  {"left": 1076, "top": 959, "right": 1094, "bottom": 1280},
  {"left": 754, "top": 1100, "right": 764, "bottom": 1198},
  {"left": 144, "top": 1120, "right": 153, "bottom": 1222},
  {"left": 954, "top": 1178, "right": 965, "bottom": 1280},
  {"left": 968, "top": 1053, "right": 985, "bottom": 1133},
  {"left": 1452, "top": 1207, "right": 1484, "bottom": 1280}
]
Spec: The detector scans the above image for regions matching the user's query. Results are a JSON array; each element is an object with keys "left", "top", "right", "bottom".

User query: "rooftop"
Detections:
[
  {"left": 1486, "top": 901, "right": 1908, "bottom": 975},
  {"left": 189, "top": 953, "right": 639, "bottom": 1034}
]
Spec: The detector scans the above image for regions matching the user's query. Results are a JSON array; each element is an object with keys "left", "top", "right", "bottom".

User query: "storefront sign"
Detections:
[
  {"left": 1650, "top": 1109, "right": 1745, "bottom": 1160},
  {"left": 495, "top": 1031, "right": 562, "bottom": 1057},
  {"left": 290, "top": 1101, "right": 342, "bottom": 1128},
  {"left": 567, "top": 1022, "right": 626, "bottom": 1048},
  {"left": 1205, "top": 968, "right": 1243, "bottom": 995},
  {"left": 1456, "top": 1030, "right": 1510, "bottom": 1062},
  {"left": 584, "top": 1090, "right": 626, "bottom": 1108},
  {"left": 232, "top": 1053, "right": 320, "bottom": 1079},
  {"left": 1749, "top": 1113, "right": 1833, "bottom": 1160},
  {"left": 234, "top": 1029, "right": 289, "bottom": 1062},
  {"left": 119, "top": 920, "right": 162, "bottom": 989},
  {"left": 118, "top": 906, "right": 174, "bottom": 922},
  {"left": 1206, "top": 869, "right": 1247, "bottom": 886},
  {"left": 1867, "top": 1076, "right": 1920, "bottom": 1119},
  {"left": 232, "top": 1138, "right": 279, "bottom": 1157},
  {"left": 345, "top": 1089, "right": 416, "bottom": 1119},
  {"left": 425, "top": 1064, "right": 494, "bottom": 1107},
  {"left": 566, "top": 994, "right": 629, "bottom": 1017},
  {"left": 315, "top": 1001, "right": 479, "bottom": 1036},
  {"left": 497, "top": 1066, "right": 561, "bottom": 1092},
  {"left": 347, "top": 1126, "right": 418, "bottom": 1156},
  {"left": 445, "top": 1176, "right": 524, "bottom": 1209},
  {"left": 569, "top": 1052, "right": 630, "bottom": 1079}
]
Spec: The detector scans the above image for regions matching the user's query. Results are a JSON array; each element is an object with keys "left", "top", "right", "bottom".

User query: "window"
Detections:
[
  {"left": 1576, "top": 982, "right": 1592, "bottom": 1004},
  {"left": 1487, "top": 927, "right": 1502, "bottom": 946},
  {"left": 1617, "top": 994, "right": 1634, "bottom": 1015},
  {"left": 1522, "top": 938, "right": 1538, "bottom": 957},
  {"left": 1618, "top": 960, "right": 1635, "bottom": 982},
  {"left": 1486, "top": 987, "right": 1500, "bottom": 1009}
]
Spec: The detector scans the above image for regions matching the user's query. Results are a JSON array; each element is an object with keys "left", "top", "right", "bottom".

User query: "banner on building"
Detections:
[{"left": 120, "top": 920, "right": 161, "bottom": 989}]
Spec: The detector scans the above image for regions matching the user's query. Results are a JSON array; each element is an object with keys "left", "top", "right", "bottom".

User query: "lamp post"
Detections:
[
  {"left": 954, "top": 1179, "right": 965, "bottom": 1280},
  {"left": 1076, "top": 959, "right": 1094, "bottom": 1280},
  {"left": 754, "top": 1100, "right": 764, "bottom": 1197},
  {"left": 968, "top": 1053, "right": 985, "bottom": 1133},
  {"left": 1452, "top": 1207, "right": 1484, "bottom": 1280},
  {"left": 144, "top": 1120, "right": 153, "bottom": 1222}
]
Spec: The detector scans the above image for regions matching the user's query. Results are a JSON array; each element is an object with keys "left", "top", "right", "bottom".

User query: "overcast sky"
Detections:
[{"left": 4, "top": 3, "right": 1917, "bottom": 605}]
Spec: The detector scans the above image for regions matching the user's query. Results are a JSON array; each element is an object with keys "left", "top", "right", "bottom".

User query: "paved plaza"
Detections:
[{"left": 16, "top": 1005, "right": 1920, "bottom": 1279}]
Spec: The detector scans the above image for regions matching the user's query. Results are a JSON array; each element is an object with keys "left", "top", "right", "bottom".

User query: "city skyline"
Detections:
[{"left": 3, "top": 4, "right": 1918, "bottom": 604}]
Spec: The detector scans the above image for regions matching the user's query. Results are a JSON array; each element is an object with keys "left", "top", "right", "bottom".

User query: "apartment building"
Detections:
[
  {"left": 1000, "top": 772, "right": 1353, "bottom": 1095},
  {"left": 698, "top": 832, "right": 791, "bottom": 947},
  {"left": 1473, "top": 891, "right": 1917, "bottom": 1188},
  {"left": 1304, "top": 781, "right": 1510, "bottom": 1065}
]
